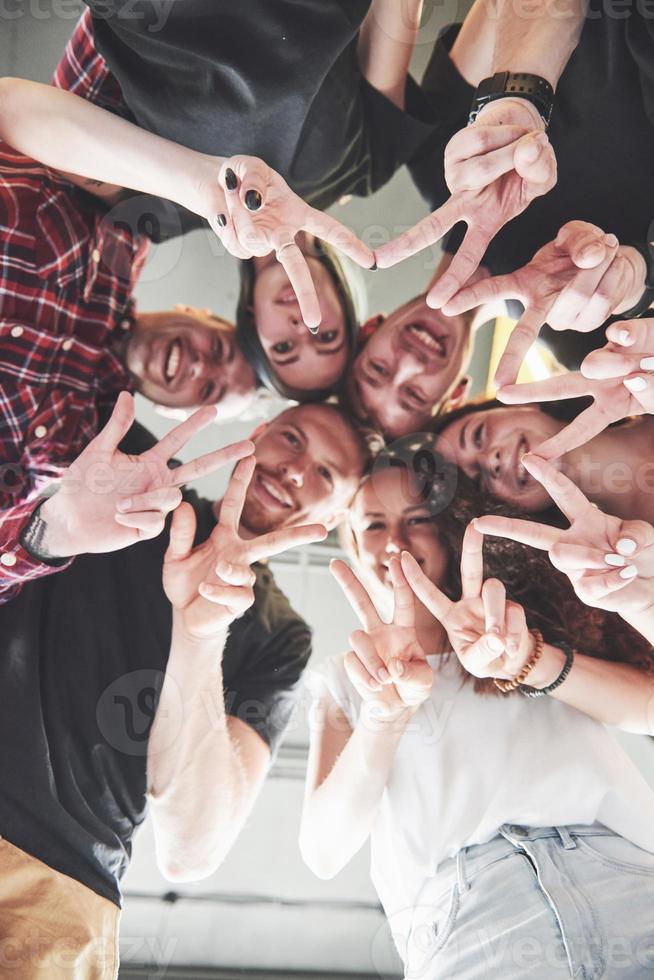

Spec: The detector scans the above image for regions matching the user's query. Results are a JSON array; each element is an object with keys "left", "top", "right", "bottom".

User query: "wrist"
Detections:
[
  {"left": 31, "top": 495, "right": 77, "bottom": 559},
  {"left": 183, "top": 152, "right": 228, "bottom": 219},
  {"left": 614, "top": 246, "right": 648, "bottom": 314},
  {"left": 524, "top": 642, "right": 566, "bottom": 689}
]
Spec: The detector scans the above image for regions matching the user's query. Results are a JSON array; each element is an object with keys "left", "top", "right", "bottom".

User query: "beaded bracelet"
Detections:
[
  {"left": 519, "top": 643, "right": 575, "bottom": 698},
  {"left": 493, "top": 629, "right": 544, "bottom": 693}
]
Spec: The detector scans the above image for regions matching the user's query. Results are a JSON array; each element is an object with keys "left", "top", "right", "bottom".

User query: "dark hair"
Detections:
[
  {"left": 235, "top": 238, "right": 361, "bottom": 403},
  {"left": 346, "top": 432, "right": 653, "bottom": 696}
]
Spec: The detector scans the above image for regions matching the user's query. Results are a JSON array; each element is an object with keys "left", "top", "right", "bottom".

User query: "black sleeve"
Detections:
[{"left": 223, "top": 616, "right": 313, "bottom": 760}]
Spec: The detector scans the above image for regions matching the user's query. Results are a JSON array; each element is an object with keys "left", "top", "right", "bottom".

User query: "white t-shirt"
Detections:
[{"left": 311, "top": 652, "right": 654, "bottom": 935}]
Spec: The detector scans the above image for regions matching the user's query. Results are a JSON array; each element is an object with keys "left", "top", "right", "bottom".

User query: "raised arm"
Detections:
[
  {"left": 300, "top": 559, "right": 432, "bottom": 879},
  {"left": 357, "top": 0, "right": 423, "bottom": 109},
  {"left": 488, "top": 0, "right": 587, "bottom": 88}
]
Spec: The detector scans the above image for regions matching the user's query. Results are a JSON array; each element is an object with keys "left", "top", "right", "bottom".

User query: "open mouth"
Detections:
[
  {"left": 255, "top": 471, "right": 294, "bottom": 509},
  {"left": 163, "top": 339, "right": 183, "bottom": 384},
  {"left": 515, "top": 435, "right": 529, "bottom": 488},
  {"left": 404, "top": 322, "right": 448, "bottom": 359}
]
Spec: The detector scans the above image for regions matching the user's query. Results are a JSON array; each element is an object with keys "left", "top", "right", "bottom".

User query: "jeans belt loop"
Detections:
[
  {"left": 556, "top": 825, "right": 577, "bottom": 850},
  {"left": 456, "top": 847, "right": 470, "bottom": 893}
]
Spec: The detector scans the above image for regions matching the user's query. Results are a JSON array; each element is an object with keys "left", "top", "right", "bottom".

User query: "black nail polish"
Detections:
[
  {"left": 225, "top": 168, "right": 238, "bottom": 191},
  {"left": 370, "top": 261, "right": 378, "bottom": 271},
  {"left": 216, "top": 213, "right": 227, "bottom": 228},
  {"left": 308, "top": 325, "right": 320, "bottom": 335},
  {"left": 245, "top": 190, "right": 263, "bottom": 211}
]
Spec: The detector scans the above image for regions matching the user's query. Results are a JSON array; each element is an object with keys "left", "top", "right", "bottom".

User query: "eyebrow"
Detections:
[
  {"left": 459, "top": 419, "right": 469, "bottom": 451},
  {"left": 271, "top": 338, "right": 346, "bottom": 367}
]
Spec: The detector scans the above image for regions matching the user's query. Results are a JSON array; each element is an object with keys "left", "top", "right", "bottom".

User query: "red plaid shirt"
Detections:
[{"left": 0, "top": 11, "right": 148, "bottom": 601}]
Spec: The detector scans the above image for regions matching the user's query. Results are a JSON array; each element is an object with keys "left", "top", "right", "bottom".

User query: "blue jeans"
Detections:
[{"left": 403, "top": 824, "right": 654, "bottom": 979}]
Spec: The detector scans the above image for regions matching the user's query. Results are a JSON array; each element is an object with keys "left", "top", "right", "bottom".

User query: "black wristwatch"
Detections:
[
  {"left": 468, "top": 71, "right": 554, "bottom": 127},
  {"left": 19, "top": 498, "right": 71, "bottom": 567}
]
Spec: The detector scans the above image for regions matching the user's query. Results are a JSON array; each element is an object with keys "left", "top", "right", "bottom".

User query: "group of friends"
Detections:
[{"left": 3, "top": 1, "right": 654, "bottom": 978}]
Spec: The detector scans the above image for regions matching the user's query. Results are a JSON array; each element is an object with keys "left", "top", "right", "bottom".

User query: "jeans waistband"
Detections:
[{"left": 435, "top": 822, "right": 614, "bottom": 899}]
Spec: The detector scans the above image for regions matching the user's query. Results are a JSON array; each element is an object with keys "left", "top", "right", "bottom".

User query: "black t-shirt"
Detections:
[
  {"left": 410, "top": 8, "right": 654, "bottom": 369},
  {"left": 0, "top": 424, "right": 312, "bottom": 907},
  {"left": 85, "top": 0, "right": 437, "bottom": 237}
]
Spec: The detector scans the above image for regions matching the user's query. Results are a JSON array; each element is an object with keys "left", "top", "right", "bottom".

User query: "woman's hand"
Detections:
[
  {"left": 580, "top": 318, "right": 654, "bottom": 413},
  {"left": 475, "top": 455, "right": 654, "bottom": 615},
  {"left": 202, "top": 155, "right": 374, "bottom": 331},
  {"left": 400, "top": 525, "right": 533, "bottom": 682},
  {"left": 374, "top": 101, "right": 556, "bottom": 309},
  {"left": 163, "top": 456, "right": 327, "bottom": 640},
  {"left": 330, "top": 557, "right": 433, "bottom": 719},
  {"left": 441, "top": 222, "right": 645, "bottom": 387}
]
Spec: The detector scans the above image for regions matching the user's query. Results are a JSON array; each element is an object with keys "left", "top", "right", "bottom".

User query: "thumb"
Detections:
[
  {"left": 513, "top": 132, "right": 555, "bottom": 185},
  {"left": 95, "top": 391, "right": 135, "bottom": 452},
  {"left": 165, "top": 501, "right": 197, "bottom": 562}
]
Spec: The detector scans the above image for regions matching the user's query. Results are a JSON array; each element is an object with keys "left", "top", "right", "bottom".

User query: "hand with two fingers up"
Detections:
[
  {"left": 375, "top": 100, "right": 557, "bottom": 310},
  {"left": 204, "top": 155, "right": 375, "bottom": 332},
  {"left": 330, "top": 556, "right": 434, "bottom": 721},
  {"left": 163, "top": 455, "right": 328, "bottom": 640},
  {"left": 474, "top": 454, "right": 654, "bottom": 617},
  {"left": 442, "top": 221, "right": 645, "bottom": 387},
  {"left": 400, "top": 524, "right": 537, "bottom": 687}
]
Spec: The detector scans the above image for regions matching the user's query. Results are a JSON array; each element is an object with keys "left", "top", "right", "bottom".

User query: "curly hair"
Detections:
[{"left": 343, "top": 433, "right": 653, "bottom": 697}]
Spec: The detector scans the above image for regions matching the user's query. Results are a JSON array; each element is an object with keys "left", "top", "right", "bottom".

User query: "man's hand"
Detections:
[
  {"left": 202, "top": 155, "right": 375, "bottom": 331},
  {"left": 375, "top": 101, "right": 556, "bottom": 308},
  {"left": 401, "top": 525, "right": 533, "bottom": 682},
  {"left": 39, "top": 392, "right": 254, "bottom": 559},
  {"left": 475, "top": 455, "right": 654, "bottom": 615},
  {"left": 442, "top": 222, "right": 645, "bottom": 386},
  {"left": 162, "top": 455, "right": 327, "bottom": 640},
  {"left": 497, "top": 364, "right": 648, "bottom": 460},
  {"left": 330, "top": 557, "right": 433, "bottom": 719}
]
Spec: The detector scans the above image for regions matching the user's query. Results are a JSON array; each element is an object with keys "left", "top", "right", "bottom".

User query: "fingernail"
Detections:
[
  {"left": 245, "top": 190, "right": 262, "bottom": 211},
  {"left": 640, "top": 357, "right": 654, "bottom": 371},
  {"left": 378, "top": 668, "right": 390, "bottom": 683},
  {"left": 225, "top": 168, "right": 238, "bottom": 191},
  {"left": 395, "top": 661, "right": 405, "bottom": 677},
  {"left": 116, "top": 498, "right": 132, "bottom": 512},
  {"left": 604, "top": 553, "right": 625, "bottom": 567},
  {"left": 603, "top": 233, "right": 618, "bottom": 248},
  {"left": 619, "top": 565, "right": 638, "bottom": 579},
  {"left": 216, "top": 213, "right": 227, "bottom": 228},
  {"left": 624, "top": 376, "right": 648, "bottom": 392},
  {"left": 618, "top": 329, "right": 632, "bottom": 345},
  {"left": 616, "top": 538, "right": 637, "bottom": 556},
  {"left": 308, "top": 325, "right": 320, "bottom": 335}
]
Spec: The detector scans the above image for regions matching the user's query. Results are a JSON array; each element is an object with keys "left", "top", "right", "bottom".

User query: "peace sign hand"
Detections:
[
  {"left": 442, "top": 222, "right": 640, "bottom": 387},
  {"left": 39, "top": 392, "right": 253, "bottom": 560},
  {"left": 330, "top": 557, "right": 433, "bottom": 720},
  {"left": 205, "top": 156, "right": 374, "bottom": 331},
  {"left": 375, "top": 104, "right": 557, "bottom": 309},
  {"left": 163, "top": 455, "right": 327, "bottom": 640},
  {"left": 497, "top": 366, "right": 647, "bottom": 460},
  {"left": 400, "top": 525, "right": 533, "bottom": 682},
  {"left": 474, "top": 455, "right": 654, "bottom": 616},
  {"left": 581, "top": 318, "right": 654, "bottom": 413}
]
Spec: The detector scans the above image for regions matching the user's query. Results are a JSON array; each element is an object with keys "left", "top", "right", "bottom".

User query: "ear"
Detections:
[
  {"left": 154, "top": 404, "right": 192, "bottom": 422},
  {"left": 442, "top": 375, "right": 471, "bottom": 412}
]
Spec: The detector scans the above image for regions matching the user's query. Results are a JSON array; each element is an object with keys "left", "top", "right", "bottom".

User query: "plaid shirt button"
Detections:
[
  {"left": 10, "top": 326, "right": 23, "bottom": 338},
  {"left": 0, "top": 553, "right": 17, "bottom": 567},
  {"left": 62, "top": 340, "right": 73, "bottom": 351},
  {"left": 92, "top": 248, "right": 101, "bottom": 264},
  {"left": 34, "top": 426, "right": 48, "bottom": 439}
]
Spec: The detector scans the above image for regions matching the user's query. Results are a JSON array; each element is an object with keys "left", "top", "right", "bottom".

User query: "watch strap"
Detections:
[
  {"left": 469, "top": 71, "right": 554, "bottom": 127},
  {"left": 19, "top": 498, "right": 71, "bottom": 567}
]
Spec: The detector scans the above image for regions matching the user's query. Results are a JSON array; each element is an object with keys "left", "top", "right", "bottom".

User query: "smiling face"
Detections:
[
  {"left": 437, "top": 406, "right": 563, "bottom": 511},
  {"left": 253, "top": 257, "right": 348, "bottom": 392},
  {"left": 347, "top": 296, "right": 473, "bottom": 438},
  {"left": 125, "top": 310, "right": 256, "bottom": 416},
  {"left": 239, "top": 404, "right": 365, "bottom": 535},
  {"left": 350, "top": 467, "right": 449, "bottom": 594}
]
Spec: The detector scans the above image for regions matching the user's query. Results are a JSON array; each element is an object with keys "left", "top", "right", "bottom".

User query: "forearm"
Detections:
[
  {"left": 357, "top": 0, "right": 423, "bottom": 109},
  {"left": 620, "top": 602, "right": 654, "bottom": 648},
  {"left": 147, "top": 618, "right": 246, "bottom": 881},
  {"left": 527, "top": 642, "right": 654, "bottom": 734},
  {"left": 300, "top": 702, "right": 414, "bottom": 879},
  {"left": 0, "top": 496, "right": 73, "bottom": 604},
  {"left": 0, "top": 77, "right": 220, "bottom": 217},
  {"left": 488, "top": 0, "right": 587, "bottom": 88}
]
